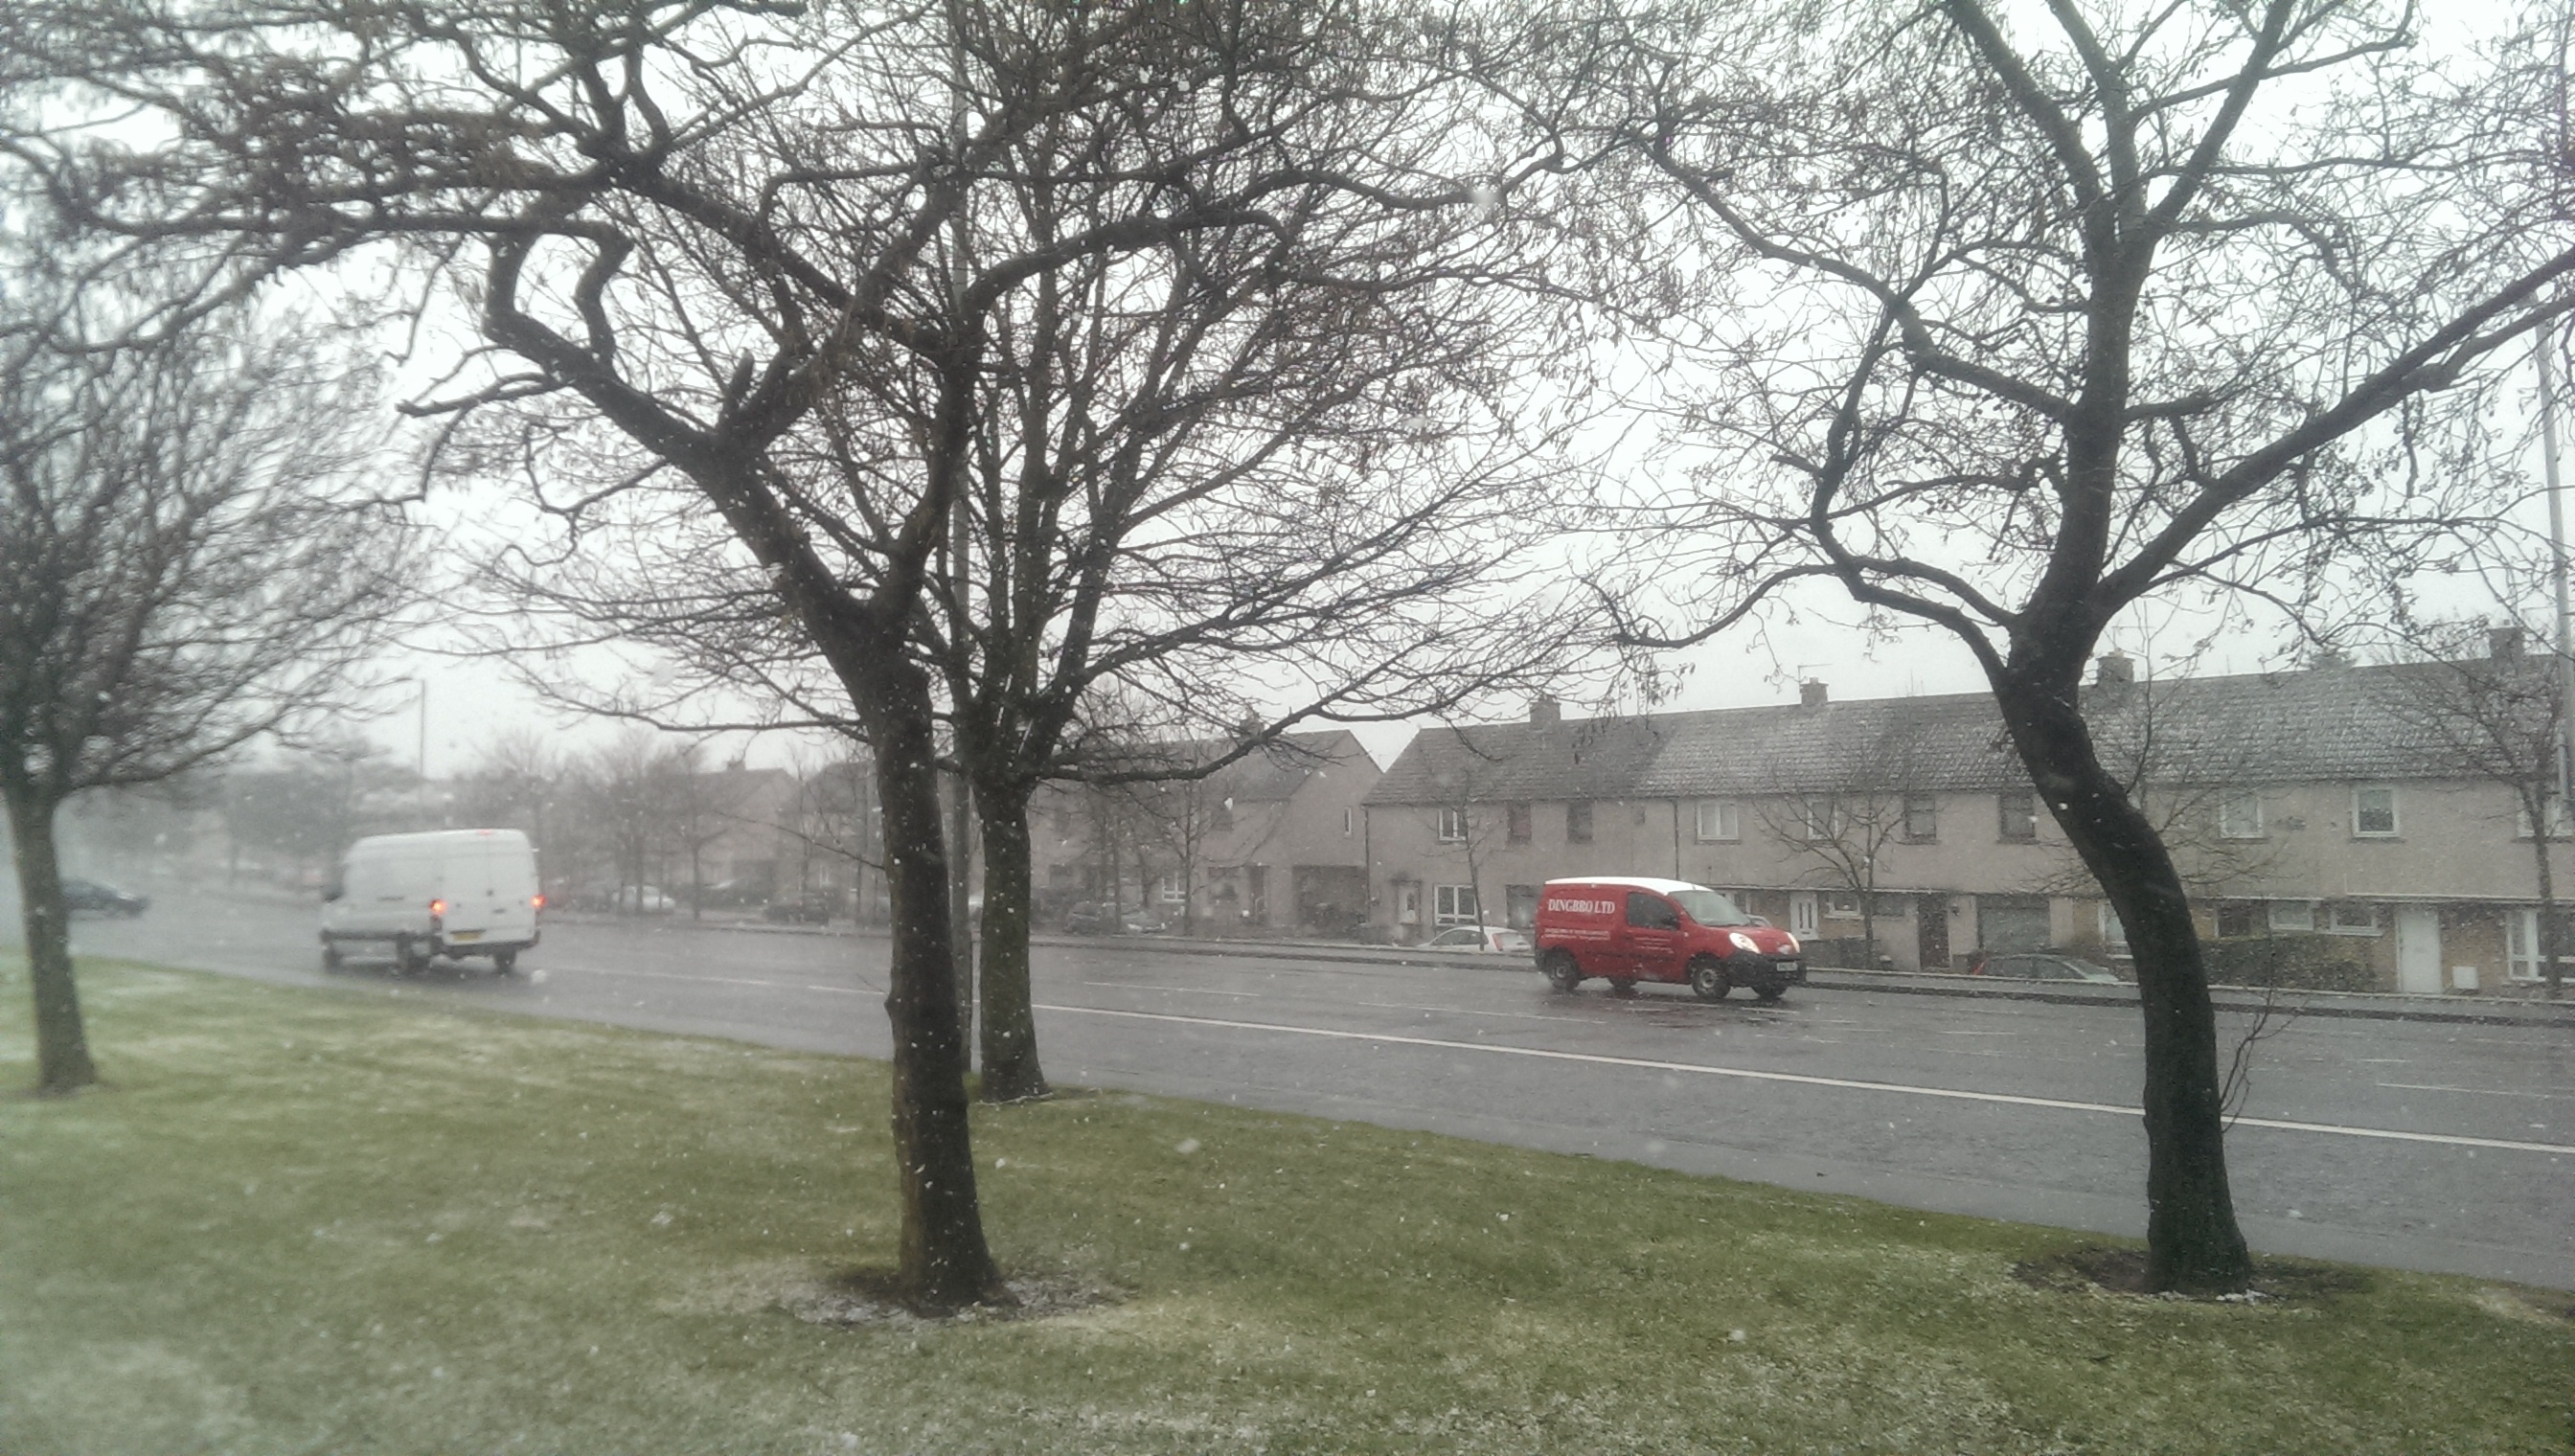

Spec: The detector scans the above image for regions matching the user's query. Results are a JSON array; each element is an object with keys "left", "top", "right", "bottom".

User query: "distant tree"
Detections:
[
  {"left": 1750, "top": 721, "right": 1936, "bottom": 968},
  {"left": 0, "top": 279, "right": 409, "bottom": 1093},
  {"left": 223, "top": 741, "right": 414, "bottom": 884},
  {"left": 2382, "top": 619, "right": 2573, "bottom": 998}
]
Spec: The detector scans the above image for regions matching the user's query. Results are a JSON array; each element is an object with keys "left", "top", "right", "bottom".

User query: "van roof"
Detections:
[
  {"left": 1542, "top": 876, "right": 1708, "bottom": 895},
  {"left": 349, "top": 829, "right": 532, "bottom": 852}
]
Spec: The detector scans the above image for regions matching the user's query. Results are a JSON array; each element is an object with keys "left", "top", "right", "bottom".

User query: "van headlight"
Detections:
[{"left": 1728, "top": 931, "right": 1758, "bottom": 953}]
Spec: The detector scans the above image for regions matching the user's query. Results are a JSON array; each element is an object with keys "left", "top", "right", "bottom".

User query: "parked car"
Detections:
[
  {"left": 1423, "top": 924, "right": 1534, "bottom": 954},
  {"left": 1534, "top": 876, "right": 1806, "bottom": 1001},
  {"left": 61, "top": 877, "right": 148, "bottom": 918},
  {"left": 1966, "top": 950, "right": 2124, "bottom": 984},
  {"left": 613, "top": 884, "right": 678, "bottom": 914},
  {"left": 762, "top": 897, "right": 832, "bottom": 924},
  {"left": 1063, "top": 900, "right": 1166, "bottom": 935}
]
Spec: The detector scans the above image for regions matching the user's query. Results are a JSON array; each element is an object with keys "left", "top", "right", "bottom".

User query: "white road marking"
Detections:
[
  {"left": 1037, "top": 1003, "right": 2575, "bottom": 1157},
  {"left": 1080, "top": 981, "right": 1262, "bottom": 998},
  {"left": 544, "top": 963, "right": 865, "bottom": 996},
  {"left": 2378, "top": 1081, "right": 2568, "bottom": 1100},
  {"left": 1352, "top": 1000, "right": 1594, "bottom": 1024}
]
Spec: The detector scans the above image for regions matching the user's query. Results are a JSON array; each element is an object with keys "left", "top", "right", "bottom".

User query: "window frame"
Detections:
[
  {"left": 1506, "top": 801, "right": 1533, "bottom": 846},
  {"left": 1566, "top": 800, "right": 1594, "bottom": 844},
  {"left": 1801, "top": 794, "right": 1841, "bottom": 842},
  {"left": 1157, "top": 873, "right": 1188, "bottom": 905},
  {"left": 1694, "top": 798, "right": 1740, "bottom": 842},
  {"left": 1902, "top": 792, "right": 1939, "bottom": 843},
  {"left": 2325, "top": 900, "right": 2382, "bottom": 936},
  {"left": 1433, "top": 883, "right": 1479, "bottom": 926},
  {"left": 2217, "top": 789, "right": 2264, "bottom": 841},
  {"left": 2352, "top": 785, "right": 2400, "bottom": 838},
  {"left": 1435, "top": 806, "right": 1468, "bottom": 842},
  {"left": 1997, "top": 790, "right": 2039, "bottom": 842},
  {"left": 2267, "top": 899, "right": 2317, "bottom": 933}
]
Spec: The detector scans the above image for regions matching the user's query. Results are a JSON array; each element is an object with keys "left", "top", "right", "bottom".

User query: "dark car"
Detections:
[
  {"left": 1967, "top": 950, "right": 2123, "bottom": 984},
  {"left": 61, "top": 877, "right": 148, "bottom": 917},
  {"left": 1063, "top": 900, "right": 1166, "bottom": 936},
  {"left": 762, "top": 897, "right": 832, "bottom": 924}
]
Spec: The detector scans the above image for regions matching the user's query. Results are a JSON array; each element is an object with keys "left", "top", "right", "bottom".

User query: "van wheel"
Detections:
[
  {"left": 1688, "top": 956, "right": 1731, "bottom": 1001},
  {"left": 1607, "top": 978, "right": 1638, "bottom": 998},
  {"left": 1541, "top": 950, "right": 1583, "bottom": 992},
  {"left": 394, "top": 938, "right": 425, "bottom": 975},
  {"left": 492, "top": 950, "right": 517, "bottom": 975}
]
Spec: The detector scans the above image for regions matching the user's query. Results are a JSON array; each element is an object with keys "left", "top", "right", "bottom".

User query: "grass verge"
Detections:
[{"left": 3, "top": 958, "right": 2569, "bottom": 1455}]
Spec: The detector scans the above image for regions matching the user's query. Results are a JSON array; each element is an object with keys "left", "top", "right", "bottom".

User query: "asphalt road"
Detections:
[{"left": 22, "top": 883, "right": 2575, "bottom": 1289}]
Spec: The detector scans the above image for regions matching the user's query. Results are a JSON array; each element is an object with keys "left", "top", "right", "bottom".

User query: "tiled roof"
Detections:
[
  {"left": 1085, "top": 729, "right": 1371, "bottom": 802},
  {"left": 1364, "top": 660, "right": 2543, "bottom": 805}
]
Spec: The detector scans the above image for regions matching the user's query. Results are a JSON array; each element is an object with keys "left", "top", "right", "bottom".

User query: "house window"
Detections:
[
  {"left": 1695, "top": 799, "right": 1739, "bottom": 842},
  {"left": 1997, "top": 790, "right": 2038, "bottom": 841},
  {"left": 2353, "top": 785, "right": 2399, "bottom": 837},
  {"left": 2215, "top": 902, "right": 2257, "bottom": 939},
  {"left": 1506, "top": 802, "right": 1533, "bottom": 845},
  {"left": 1801, "top": 795, "right": 1841, "bottom": 841},
  {"left": 1436, "top": 807, "right": 1468, "bottom": 842},
  {"left": 1903, "top": 793, "right": 1938, "bottom": 842},
  {"left": 1158, "top": 874, "right": 1188, "bottom": 904},
  {"left": 1823, "top": 893, "right": 1860, "bottom": 919},
  {"left": 1434, "top": 884, "right": 1478, "bottom": 926},
  {"left": 2505, "top": 909, "right": 2569, "bottom": 980},
  {"left": 2217, "top": 790, "right": 2263, "bottom": 840},
  {"left": 2098, "top": 903, "right": 2129, "bottom": 949},
  {"left": 2267, "top": 899, "right": 2317, "bottom": 933},
  {"left": 2515, "top": 794, "right": 2574, "bottom": 838},
  {"left": 1566, "top": 801, "right": 1594, "bottom": 844},
  {"left": 2325, "top": 901, "right": 2381, "bottom": 935},
  {"left": 1505, "top": 884, "right": 1539, "bottom": 928}
]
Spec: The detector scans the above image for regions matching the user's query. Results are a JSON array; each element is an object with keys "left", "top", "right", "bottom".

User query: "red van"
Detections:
[{"left": 1534, "top": 876, "right": 1806, "bottom": 1002}]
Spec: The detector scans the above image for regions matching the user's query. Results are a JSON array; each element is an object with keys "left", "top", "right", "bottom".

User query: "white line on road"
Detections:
[
  {"left": 1080, "top": 981, "right": 1262, "bottom": 997},
  {"left": 2378, "top": 1081, "right": 2568, "bottom": 1100},
  {"left": 1037, "top": 1003, "right": 2575, "bottom": 1157},
  {"left": 546, "top": 963, "right": 868, "bottom": 997}
]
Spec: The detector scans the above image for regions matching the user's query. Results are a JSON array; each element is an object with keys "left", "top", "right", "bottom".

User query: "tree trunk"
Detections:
[
  {"left": 947, "top": 771, "right": 975, "bottom": 1054},
  {"left": 4, "top": 786, "right": 98, "bottom": 1094},
  {"left": 1997, "top": 680, "right": 2253, "bottom": 1293},
  {"left": 852, "top": 659, "right": 1004, "bottom": 1308},
  {"left": 972, "top": 786, "right": 1051, "bottom": 1103}
]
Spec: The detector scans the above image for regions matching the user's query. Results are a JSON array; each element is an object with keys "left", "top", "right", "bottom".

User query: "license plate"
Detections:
[{"left": 449, "top": 930, "right": 482, "bottom": 942}]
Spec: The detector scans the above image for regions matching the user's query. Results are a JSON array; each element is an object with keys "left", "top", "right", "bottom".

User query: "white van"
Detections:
[{"left": 322, "top": 830, "right": 541, "bottom": 974}]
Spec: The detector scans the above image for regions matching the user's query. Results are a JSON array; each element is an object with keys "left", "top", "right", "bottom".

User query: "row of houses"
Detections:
[{"left": 1028, "top": 648, "right": 2575, "bottom": 995}]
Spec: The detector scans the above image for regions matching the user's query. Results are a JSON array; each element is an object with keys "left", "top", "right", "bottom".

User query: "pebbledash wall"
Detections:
[{"left": 1360, "top": 657, "right": 2575, "bottom": 993}]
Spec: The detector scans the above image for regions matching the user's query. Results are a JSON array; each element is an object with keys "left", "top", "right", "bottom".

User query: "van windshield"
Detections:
[{"left": 1671, "top": 890, "right": 1749, "bottom": 926}]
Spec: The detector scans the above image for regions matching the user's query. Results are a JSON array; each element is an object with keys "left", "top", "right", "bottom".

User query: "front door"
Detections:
[
  {"left": 1789, "top": 892, "right": 1819, "bottom": 939},
  {"left": 2395, "top": 904, "right": 2442, "bottom": 994},
  {"left": 1916, "top": 894, "right": 1950, "bottom": 972}
]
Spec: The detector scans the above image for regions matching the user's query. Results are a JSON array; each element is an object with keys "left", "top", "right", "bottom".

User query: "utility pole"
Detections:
[{"left": 2540, "top": 323, "right": 2571, "bottom": 997}]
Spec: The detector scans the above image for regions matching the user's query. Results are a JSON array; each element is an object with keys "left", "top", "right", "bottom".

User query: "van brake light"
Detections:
[
  {"left": 531, "top": 894, "right": 546, "bottom": 910},
  {"left": 428, "top": 899, "right": 447, "bottom": 917}
]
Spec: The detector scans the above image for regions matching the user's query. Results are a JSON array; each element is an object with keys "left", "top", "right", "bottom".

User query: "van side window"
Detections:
[{"left": 1626, "top": 892, "right": 1679, "bottom": 929}]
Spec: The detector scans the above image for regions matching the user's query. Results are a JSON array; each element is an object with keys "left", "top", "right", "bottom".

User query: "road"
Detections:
[{"left": 21, "top": 882, "right": 2575, "bottom": 1289}]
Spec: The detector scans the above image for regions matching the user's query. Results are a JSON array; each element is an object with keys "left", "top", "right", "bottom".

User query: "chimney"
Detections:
[
  {"left": 2490, "top": 626, "right": 2526, "bottom": 660},
  {"left": 1529, "top": 694, "right": 1561, "bottom": 729},
  {"left": 2094, "top": 651, "right": 2135, "bottom": 686},
  {"left": 1799, "top": 680, "right": 1828, "bottom": 709}
]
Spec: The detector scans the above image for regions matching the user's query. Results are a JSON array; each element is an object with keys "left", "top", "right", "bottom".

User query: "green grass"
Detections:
[{"left": 2, "top": 959, "right": 2569, "bottom": 1456}]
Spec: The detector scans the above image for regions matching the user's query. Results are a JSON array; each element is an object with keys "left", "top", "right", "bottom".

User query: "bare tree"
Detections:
[
  {"left": 1534, "top": 0, "right": 2575, "bottom": 1290},
  {"left": 2381, "top": 619, "right": 2572, "bottom": 997},
  {"left": 8, "top": 0, "right": 1539, "bottom": 1304},
  {"left": 0, "top": 281, "right": 409, "bottom": 1093}
]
